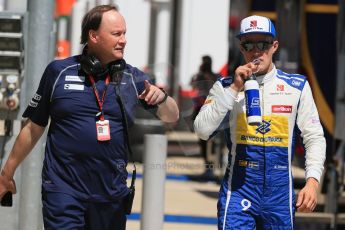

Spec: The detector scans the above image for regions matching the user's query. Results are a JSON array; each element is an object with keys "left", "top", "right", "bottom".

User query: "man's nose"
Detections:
[{"left": 119, "top": 34, "right": 126, "bottom": 44}]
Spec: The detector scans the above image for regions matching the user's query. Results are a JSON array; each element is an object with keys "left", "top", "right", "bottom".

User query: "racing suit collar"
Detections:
[{"left": 256, "top": 65, "right": 276, "bottom": 85}]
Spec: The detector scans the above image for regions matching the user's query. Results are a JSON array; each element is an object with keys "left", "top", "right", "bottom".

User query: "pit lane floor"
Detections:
[{"left": 126, "top": 155, "right": 219, "bottom": 230}]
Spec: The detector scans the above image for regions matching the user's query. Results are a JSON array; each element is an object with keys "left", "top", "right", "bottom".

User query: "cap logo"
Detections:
[
  {"left": 245, "top": 19, "right": 264, "bottom": 32},
  {"left": 237, "top": 15, "right": 276, "bottom": 38},
  {"left": 250, "top": 20, "right": 257, "bottom": 28}
]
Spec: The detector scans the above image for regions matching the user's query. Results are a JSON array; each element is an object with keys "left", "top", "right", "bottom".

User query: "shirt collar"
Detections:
[{"left": 256, "top": 65, "right": 276, "bottom": 85}]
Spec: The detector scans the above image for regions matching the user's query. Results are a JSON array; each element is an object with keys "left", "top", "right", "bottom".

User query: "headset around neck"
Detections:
[{"left": 80, "top": 46, "right": 126, "bottom": 79}]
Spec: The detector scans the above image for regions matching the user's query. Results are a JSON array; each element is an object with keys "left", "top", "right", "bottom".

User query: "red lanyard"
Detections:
[{"left": 89, "top": 74, "right": 110, "bottom": 121}]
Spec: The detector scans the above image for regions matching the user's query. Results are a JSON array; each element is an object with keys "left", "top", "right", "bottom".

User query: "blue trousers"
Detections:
[{"left": 42, "top": 192, "right": 126, "bottom": 230}]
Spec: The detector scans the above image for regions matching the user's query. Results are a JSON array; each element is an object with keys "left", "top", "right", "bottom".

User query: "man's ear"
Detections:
[
  {"left": 272, "top": 40, "right": 279, "bottom": 53},
  {"left": 89, "top": 30, "right": 98, "bottom": 43}
]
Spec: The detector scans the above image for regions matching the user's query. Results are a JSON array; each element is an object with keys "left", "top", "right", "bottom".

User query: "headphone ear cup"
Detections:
[
  {"left": 108, "top": 59, "right": 126, "bottom": 84},
  {"left": 108, "top": 59, "right": 126, "bottom": 76},
  {"left": 80, "top": 55, "right": 103, "bottom": 76}
]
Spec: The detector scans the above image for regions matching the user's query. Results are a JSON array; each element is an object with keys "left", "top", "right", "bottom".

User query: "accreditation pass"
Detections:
[{"left": 96, "top": 120, "right": 110, "bottom": 141}]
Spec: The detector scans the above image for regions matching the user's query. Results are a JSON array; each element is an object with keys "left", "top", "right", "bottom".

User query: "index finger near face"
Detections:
[{"left": 240, "top": 67, "right": 252, "bottom": 80}]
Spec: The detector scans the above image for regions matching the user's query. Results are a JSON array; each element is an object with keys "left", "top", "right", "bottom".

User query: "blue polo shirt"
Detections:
[{"left": 23, "top": 55, "right": 152, "bottom": 202}]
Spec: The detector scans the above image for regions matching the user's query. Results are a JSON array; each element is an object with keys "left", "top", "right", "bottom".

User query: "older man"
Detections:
[{"left": 0, "top": 4, "right": 179, "bottom": 230}]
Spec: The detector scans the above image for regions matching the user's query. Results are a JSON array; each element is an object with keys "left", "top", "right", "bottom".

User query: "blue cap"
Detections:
[{"left": 237, "top": 15, "right": 276, "bottom": 39}]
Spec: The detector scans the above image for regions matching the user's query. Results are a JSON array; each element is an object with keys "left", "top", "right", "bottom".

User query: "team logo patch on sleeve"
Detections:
[
  {"left": 33, "top": 93, "right": 41, "bottom": 101},
  {"left": 311, "top": 117, "right": 321, "bottom": 124},
  {"left": 28, "top": 93, "right": 42, "bottom": 107},
  {"left": 29, "top": 100, "right": 38, "bottom": 108}
]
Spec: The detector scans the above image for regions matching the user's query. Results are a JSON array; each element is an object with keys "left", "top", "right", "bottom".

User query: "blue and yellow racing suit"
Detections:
[{"left": 194, "top": 66, "right": 326, "bottom": 229}]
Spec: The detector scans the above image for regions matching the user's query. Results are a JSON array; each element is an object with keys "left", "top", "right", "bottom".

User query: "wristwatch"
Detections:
[{"left": 157, "top": 88, "right": 168, "bottom": 106}]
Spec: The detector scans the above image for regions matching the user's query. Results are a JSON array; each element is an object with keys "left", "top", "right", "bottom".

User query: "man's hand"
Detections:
[
  {"left": 231, "top": 62, "right": 259, "bottom": 92},
  {"left": 138, "top": 80, "right": 166, "bottom": 105},
  {"left": 0, "top": 171, "right": 16, "bottom": 201},
  {"left": 296, "top": 177, "right": 319, "bottom": 212}
]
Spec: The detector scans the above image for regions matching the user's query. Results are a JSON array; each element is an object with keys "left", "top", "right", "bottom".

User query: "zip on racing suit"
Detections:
[{"left": 194, "top": 65, "right": 326, "bottom": 229}]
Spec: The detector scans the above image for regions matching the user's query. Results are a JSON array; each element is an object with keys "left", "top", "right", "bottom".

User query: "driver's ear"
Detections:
[{"left": 272, "top": 40, "right": 279, "bottom": 53}]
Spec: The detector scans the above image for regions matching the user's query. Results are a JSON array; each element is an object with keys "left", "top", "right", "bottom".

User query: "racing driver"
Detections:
[{"left": 194, "top": 15, "right": 326, "bottom": 229}]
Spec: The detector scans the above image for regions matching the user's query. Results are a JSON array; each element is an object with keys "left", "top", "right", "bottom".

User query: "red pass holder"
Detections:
[
  {"left": 89, "top": 74, "right": 111, "bottom": 141},
  {"left": 96, "top": 119, "right": 110, "bottom": 141}
]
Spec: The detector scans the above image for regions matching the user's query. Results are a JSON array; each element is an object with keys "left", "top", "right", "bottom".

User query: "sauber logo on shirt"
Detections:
[
  {"left": 276, "top": 84, "right": 284, "bottom": 91},
  {"left": 272, "top": 105, "right": 292, "bottom": 113},
  {"left": 250, "top": 20, "right": 257, "bottom": 28}
]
